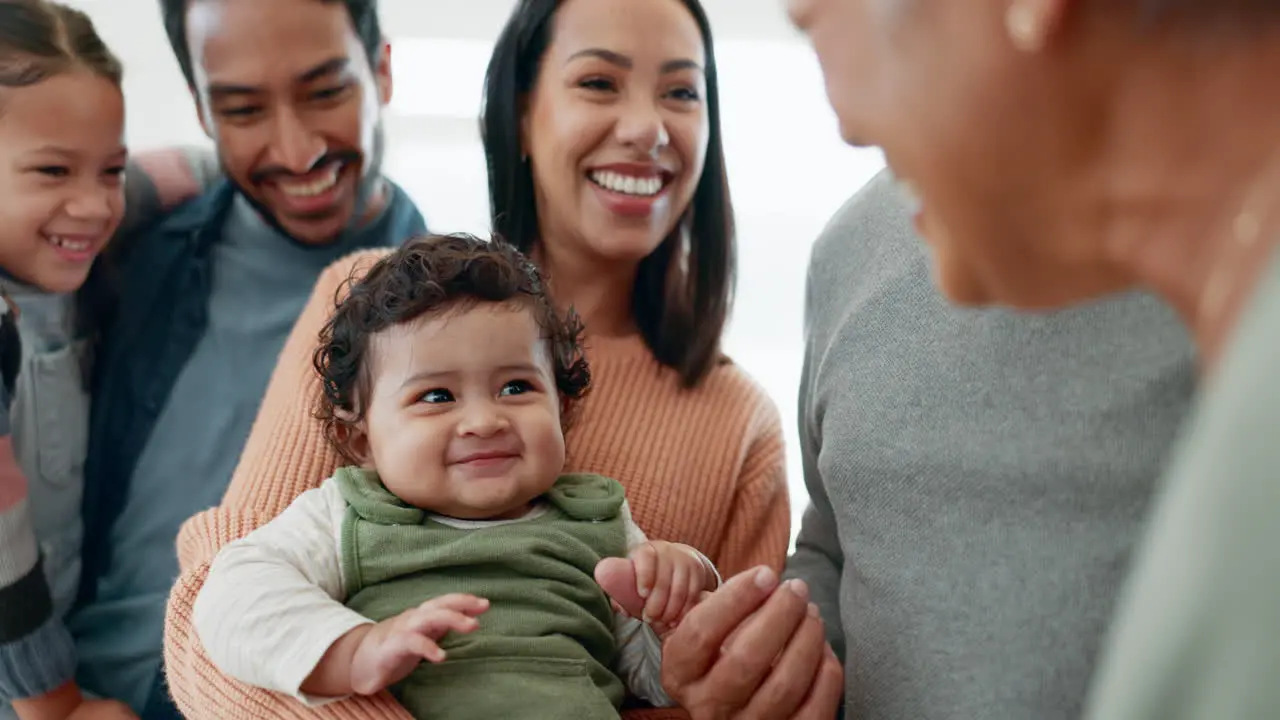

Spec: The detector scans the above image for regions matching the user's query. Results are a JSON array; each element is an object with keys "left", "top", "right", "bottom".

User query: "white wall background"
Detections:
[{"left": 69, "top": 0, "right": 885, "bottom": 543}]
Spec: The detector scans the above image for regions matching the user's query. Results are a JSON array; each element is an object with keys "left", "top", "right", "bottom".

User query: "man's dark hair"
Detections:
[
  {"left": 314, "top": 233, "right": 591, "bottom": 463},
  {"left": 480, "top": 0, "right": 735, "bottom": 390},
  {"left": 158, "top": 0, "right": 383, "bottom": 88}
]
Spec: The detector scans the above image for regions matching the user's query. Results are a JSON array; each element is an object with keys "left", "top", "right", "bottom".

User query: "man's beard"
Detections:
[{"left": 223, "top": 118, "right": 387, "bottom": 247}]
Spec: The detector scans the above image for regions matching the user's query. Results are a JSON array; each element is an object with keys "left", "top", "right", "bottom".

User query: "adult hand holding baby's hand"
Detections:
[
  {"left": 304, "top": 593, "right": 489, "bottom": 698},
  {"left": 597, "top": 541, "right": 717, "bottom": 635}
]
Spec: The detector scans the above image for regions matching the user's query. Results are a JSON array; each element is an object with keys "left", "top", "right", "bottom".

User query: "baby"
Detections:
[{"left": 192, "top": 234, "right": 720, "bottom": 719}]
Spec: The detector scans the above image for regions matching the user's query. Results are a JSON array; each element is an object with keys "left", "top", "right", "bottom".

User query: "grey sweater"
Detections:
[{"left": 786, "top": 172, "right": 1197, "bottom": 719}]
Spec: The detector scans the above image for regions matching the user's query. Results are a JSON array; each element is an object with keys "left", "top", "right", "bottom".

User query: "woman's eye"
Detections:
[
  {"left": 668, "top": 86, "right": 700, "bottom": 102},
  {"left": 36, "top": 166, "right": 70, "bottom": 178},
  {"left": 421, "top": 388, "right": 454, "bottom": 404},
  {"left": 579, "top": 77, "right": 616, "bottom": 92},
  {"left": 499, "top": 380, "right": 534, "bottom": 397}
]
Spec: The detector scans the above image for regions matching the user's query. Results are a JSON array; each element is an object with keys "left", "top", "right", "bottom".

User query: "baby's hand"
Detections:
[
  {"left": 630, "top": 541, "right": 718, "bottom": 635},
  {"left": 348, "top": 594, "right": 489, "bottom": 695}
]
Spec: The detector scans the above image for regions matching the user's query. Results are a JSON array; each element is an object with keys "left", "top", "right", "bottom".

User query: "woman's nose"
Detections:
[{"left": 614, "top": 99, "right": 670, "bottom": 157}]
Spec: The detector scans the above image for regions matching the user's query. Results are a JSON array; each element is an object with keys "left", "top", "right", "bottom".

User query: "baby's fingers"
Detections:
[
  {"left": 658, "top": 554, "right": 695, "bottom": 626},
  {"left": 390, "top": 632, "right": 446, "bottom": 664},
  {"left": 420, "top": 593, "right": 489, "bottom": 617},
  {"left": 631, "top": 543, "right": 659, "bottom": 602},
  {"left": 403, "top": 606, "right": 483, "bottom": 640}
]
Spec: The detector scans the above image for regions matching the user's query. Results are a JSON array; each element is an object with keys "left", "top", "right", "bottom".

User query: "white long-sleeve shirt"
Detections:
[{"left": 193, "top": 478, "right": 701, "bottom": 708}]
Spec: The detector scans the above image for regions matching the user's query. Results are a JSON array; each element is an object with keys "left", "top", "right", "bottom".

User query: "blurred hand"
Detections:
[
  {"left": 660, "top": 566, "right": 844, "bottom": 720},
  {"left": 131, "top": 149, "right": 203, "bottom": 209},
  {"left": 66, "top": 699, "right": 138, "bottom": 720}
]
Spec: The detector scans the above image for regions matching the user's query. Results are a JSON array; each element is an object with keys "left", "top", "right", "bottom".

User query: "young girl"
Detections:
[
  {"left": 0, "top": 2, "right": 131, "bottom": 719},
  {"left": 192, "top": 235, "right": 720, "bottom": 719}
]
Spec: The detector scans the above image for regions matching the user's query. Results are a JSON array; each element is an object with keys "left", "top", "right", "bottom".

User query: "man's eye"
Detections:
[{"left": 311, "top": 85, "right": 348, "bottom": 101}]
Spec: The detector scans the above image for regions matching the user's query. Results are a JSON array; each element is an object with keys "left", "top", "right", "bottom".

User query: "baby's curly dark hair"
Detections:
[{"left": 313, "top": 233, "right": 591, "bottom": 462}]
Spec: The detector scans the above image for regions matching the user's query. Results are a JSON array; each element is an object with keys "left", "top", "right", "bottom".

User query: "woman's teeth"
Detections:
[{"left": 590, "top": 171, "right": 664, "bottom": 197}]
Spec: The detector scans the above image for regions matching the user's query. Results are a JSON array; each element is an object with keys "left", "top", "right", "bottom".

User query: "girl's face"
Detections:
[
  {"left": 0, "top": 68, "right": 126, "bottom": 294},
  {"left": 522, "top": 0, "right": 709, "bottom": 276}
]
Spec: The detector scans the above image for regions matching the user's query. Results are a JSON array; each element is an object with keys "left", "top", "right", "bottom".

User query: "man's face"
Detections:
[{"left": 187, "top": 0, "right": 391, "bottom": 245}]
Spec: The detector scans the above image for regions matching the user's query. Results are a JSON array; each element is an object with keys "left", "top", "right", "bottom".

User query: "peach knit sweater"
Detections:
[{"left": 162, "top": 250, "right": 791, "bottom": 720}]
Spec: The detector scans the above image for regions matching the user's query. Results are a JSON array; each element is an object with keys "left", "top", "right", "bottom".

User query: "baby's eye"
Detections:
[
  {"left": 499, "top": 380, "right": 534, "bottom": 397},
  {"left": 420, "top": 388, "right": 454, "bottom": 404}
]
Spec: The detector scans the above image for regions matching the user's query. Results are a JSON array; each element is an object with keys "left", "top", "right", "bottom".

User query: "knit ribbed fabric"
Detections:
[
  {"left": 163, "top": 249, "right": 791, "bottom": 720},
  {"left": 0, "top": 616, "right": 77, "bottom": 701}
]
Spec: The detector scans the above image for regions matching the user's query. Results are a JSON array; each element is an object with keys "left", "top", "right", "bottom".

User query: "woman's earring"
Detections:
[{"left": 1006, "top": 0, "right": 1047, "bottom": 52}]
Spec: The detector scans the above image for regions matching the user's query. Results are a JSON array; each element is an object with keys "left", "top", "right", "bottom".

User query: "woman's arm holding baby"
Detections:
[
  {"left": 192, "top": 480, "right": 373, "bottom": 704},
  {"left": 164, "top": 252, "right": 413, "bottom": 720},
  {"left": 196, "top": 478, "right": 489, "bottom": 703}
]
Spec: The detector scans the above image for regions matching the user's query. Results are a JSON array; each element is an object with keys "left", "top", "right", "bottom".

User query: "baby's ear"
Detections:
[{"left": 333, "top": 413, "right": 373, "bottom": 467}]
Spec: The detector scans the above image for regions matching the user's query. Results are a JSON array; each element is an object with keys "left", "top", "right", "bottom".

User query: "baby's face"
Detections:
[{"left": 357, "top": 302, "right": 567, "bottom": 519}]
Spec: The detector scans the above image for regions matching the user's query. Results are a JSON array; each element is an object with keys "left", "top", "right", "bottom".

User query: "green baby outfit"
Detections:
[{"left": 333, "top": 467, "right": 630, "bottom": 720}]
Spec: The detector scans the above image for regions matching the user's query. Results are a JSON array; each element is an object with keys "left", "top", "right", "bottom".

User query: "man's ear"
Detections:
[
  {"left": 374, "top": 39, "right": 393, "bottom": 106},
  {"left": 192, "top": 87, "right": 214, "bottom": 139}
]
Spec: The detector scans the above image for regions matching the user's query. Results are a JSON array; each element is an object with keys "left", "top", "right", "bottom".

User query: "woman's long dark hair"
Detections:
[
  {"left": 480, "top": 0, "right": 736, "bottom": 388},
  {"left": 0, "top": 0, "right": 124, "bottom": 386}
]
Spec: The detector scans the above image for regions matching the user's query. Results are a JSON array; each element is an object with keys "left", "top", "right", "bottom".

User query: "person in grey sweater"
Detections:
[
  {"left": 789, "top": 171, "right": 1195, "bottom": 718},
  {"left": 635, "top": 171, "right": 1197, "bottom": 720}
]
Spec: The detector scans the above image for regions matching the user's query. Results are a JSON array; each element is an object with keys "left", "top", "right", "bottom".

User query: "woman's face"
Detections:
[
  {"left": 522, "top": 0, "right": 709, "bottom": 274},
  {"left": 789, "top": 0, "right": 1118, "bottom": 307}
]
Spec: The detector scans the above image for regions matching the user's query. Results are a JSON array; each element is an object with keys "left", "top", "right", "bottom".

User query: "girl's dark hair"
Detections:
[
  {"left": 480, "top": 0, "right": 735, "bottom": 389},
  {"left": 314, "top": 234, "right": 591, "bottom": 464},
  {"left": 0, "top": 0, "right": 123, "bottom": 386},
  {"left": 0, "top": 0, "right": 121, "bottom": 89}
]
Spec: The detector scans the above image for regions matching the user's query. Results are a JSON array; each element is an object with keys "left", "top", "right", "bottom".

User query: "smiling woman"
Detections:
[{"left": 482, "top": 0, "right": 730, "bottom": 385}]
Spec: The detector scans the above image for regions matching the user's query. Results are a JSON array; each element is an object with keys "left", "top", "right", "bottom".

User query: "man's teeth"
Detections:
[
  {"left": 45, "top": 235, "right": 91, "bottom": 252},
  {"left": 280, "top": 166, "right": 341, "bottom": 197},
  {"left": 590, "top": 171, "right": 664, "bottom": 197}
]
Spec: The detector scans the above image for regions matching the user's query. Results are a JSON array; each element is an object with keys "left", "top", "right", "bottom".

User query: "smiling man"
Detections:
[{"left": 66, "top": 1, "right": 425, "bottom": 717}]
